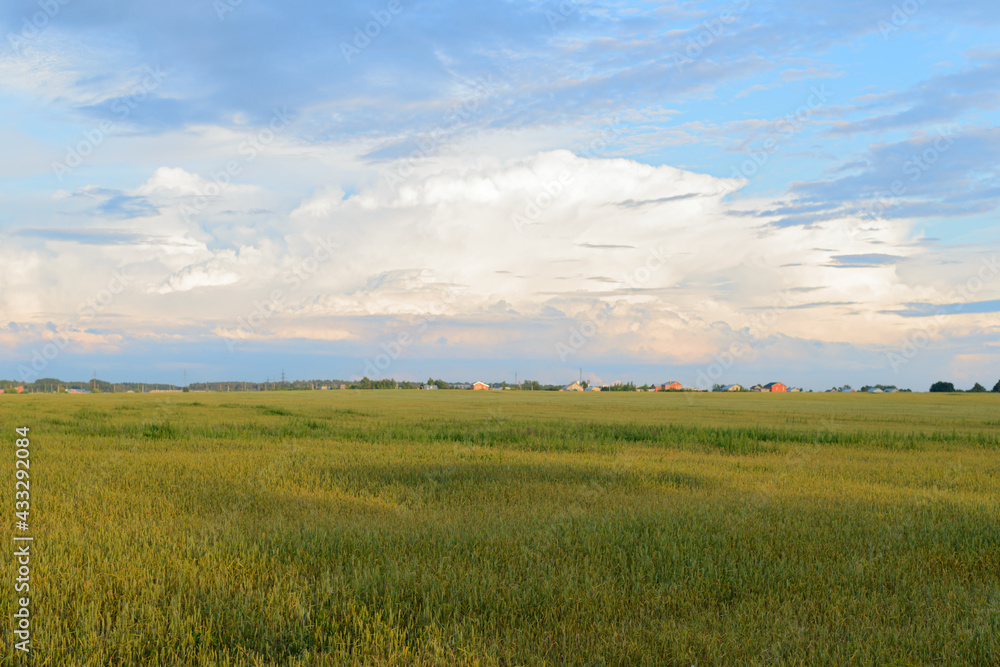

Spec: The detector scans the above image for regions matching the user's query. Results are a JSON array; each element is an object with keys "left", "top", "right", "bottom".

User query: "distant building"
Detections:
[
  {"left": 586, "top": 386, "right": 602, "bottom": 391},
  {"left": 562, "top": 381, "right": 584, "bottom": 391},
  {"left": 472, "top": 381, "right": 489, "bottom": 391},
  {"left": 659, "top": 381, "right": 683, "bottom": 391},
  {"left": 420, "top": 384, "right": 438, "bottom": 390},
  {"left": 789, "top": 387, "right": 802, "bottom": 393},
  {"left": 762, "top": 382, "right": 788, "bottom": 393},
  {"left": 868, "top": 387, "right": 883, "bottom": 393},
  {"left": 723, "top": 384, "right": 743, "bottom": 392}
]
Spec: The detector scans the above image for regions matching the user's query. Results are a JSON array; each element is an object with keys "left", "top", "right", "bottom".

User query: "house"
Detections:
[
  {"left": 420, "top": 384, "right": 438, "bottom": 390},
  {"left": 472, "top": 381, "right": 489, "bottom": 391},
  {"left": 723, "top": 384, "right": 742, "bottom": 392},
  {"left": 868, "top": 387, "right": 883, "bottom": 393},
  {"left": 750, "top": 385, "right": 763, "bottom": 392},
  {"left": 586, "top": 386, "right": 602, "bottom": 391},
  {"left": 761, "top": 382, "right": 788, "bottom": 393},
  {"left": 562, "top": 381, "right": 584, "bottom": 391},
  {"left": 789, "top": 387, "right": 802, "bottom": 393},
  {"left": 659, "top": 381, "right": 683, "bottom": 391}
]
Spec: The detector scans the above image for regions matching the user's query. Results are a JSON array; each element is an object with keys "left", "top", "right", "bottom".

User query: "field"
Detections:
[{"left": 1, "top": 390, "right": 998, "bottom": 665}]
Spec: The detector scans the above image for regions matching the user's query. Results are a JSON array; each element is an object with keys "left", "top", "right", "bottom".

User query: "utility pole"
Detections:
[{"left": 281, "top": 369, "right": 286, "bottom": 388}]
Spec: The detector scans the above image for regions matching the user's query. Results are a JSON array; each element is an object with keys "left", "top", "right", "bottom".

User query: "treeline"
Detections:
[
  {"left": 930, "top": 381, "right": 1000, "bottom": 393},
  {"left": 0, "top": 377, "right": 569, "bottom": 393},
  {"left": 1, "top": 378, "right": 179, "bottom": 393},
  {"left": 5, "top": 377, "right": 1000, "bottom": 394}
]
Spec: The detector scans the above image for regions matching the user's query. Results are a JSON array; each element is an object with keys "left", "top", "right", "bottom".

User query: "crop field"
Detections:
[{"left": 1, "top": 390, "right": 998, "bottom": 665}]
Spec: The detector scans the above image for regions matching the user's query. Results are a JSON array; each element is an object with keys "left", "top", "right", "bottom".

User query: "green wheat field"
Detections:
[{"left": 2, "top": 390, "right": 998, "bottom": 665}]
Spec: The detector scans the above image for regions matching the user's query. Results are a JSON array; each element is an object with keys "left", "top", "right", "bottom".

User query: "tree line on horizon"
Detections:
[{"left": 3, "top": 377, "right": 1000, "bottom": 394}]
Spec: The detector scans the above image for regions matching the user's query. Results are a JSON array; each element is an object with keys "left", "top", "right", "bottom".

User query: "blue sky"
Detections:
[{"left": 1, "top": 0, "right": 999, "bottom": 390}]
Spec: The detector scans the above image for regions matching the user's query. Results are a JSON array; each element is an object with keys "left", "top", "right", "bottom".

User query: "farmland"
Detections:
[{"left": 1, "top": 390, "right": 998, "bottom": 665}]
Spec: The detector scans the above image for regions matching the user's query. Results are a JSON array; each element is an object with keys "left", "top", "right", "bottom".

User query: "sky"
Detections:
[{"left": 1, "top": 0, "right": 999, "bottom": 390}]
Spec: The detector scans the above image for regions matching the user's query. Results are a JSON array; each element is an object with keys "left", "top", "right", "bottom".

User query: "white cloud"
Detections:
[
  {"left": 7, "top": 149, "right": 997, "bottom": 376},
  {"left": 152, "top": 246, "right": 268, "bottom": 294},
  {"left": 136, "top": 166, "right": 260, "bottom": 198}
]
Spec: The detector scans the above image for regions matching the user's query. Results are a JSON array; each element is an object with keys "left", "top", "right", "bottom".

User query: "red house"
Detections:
[
  {"left": 762, "top": 382, "right": 787, "bottom": 393},
  {"left": 472, "top": 381, "right": 489, "bottom": 391},
  {"left": 659, "top": 381, "right": 683, "bottom": 391}
]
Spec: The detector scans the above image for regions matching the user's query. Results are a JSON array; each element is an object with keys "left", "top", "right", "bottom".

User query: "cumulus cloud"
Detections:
[{"left": 3, "top": 144, "right": 998, "bottom": 387}]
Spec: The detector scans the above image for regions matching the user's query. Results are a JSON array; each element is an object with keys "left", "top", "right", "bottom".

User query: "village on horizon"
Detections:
[{"left": 4, "top": 377, "right": 999, "bottom": 395}]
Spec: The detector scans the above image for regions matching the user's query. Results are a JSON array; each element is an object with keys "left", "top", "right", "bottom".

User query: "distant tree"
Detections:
[
  {"left": 712, "top": 383, "right": 726, "bottom": 392},
  {"left": 580, "top": 380, "right": 589, "bottom": 389},
  {"left": 608, "top": 382, "right": 636, "bottom": 392},
  {"left": 929, "top": 381, "right": 955, "bottom": 393},
  {"left": 993, "top": 380, "right": 1000, "bottom": 393},
  {"left": 969, "top": 383, "right": 987, "bottom": 393},
  {"left": 839, "top": 385, "right": 852, "bottom": 392}
]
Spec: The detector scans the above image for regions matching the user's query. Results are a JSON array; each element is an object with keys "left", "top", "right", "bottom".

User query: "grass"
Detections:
[{"left": 1, "top": 390, "right": 998, "bottom": 665}]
